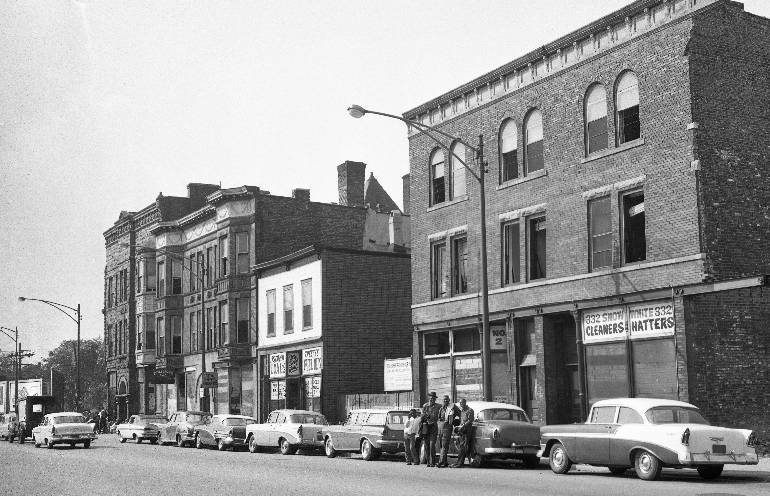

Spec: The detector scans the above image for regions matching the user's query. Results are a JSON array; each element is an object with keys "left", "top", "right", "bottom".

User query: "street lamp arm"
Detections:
[
  {"left": 0, "top": 327, "right": 15, "bottom": 342},
  {"left": 18, "top": 297, "right": 80, "bottom": 325}
]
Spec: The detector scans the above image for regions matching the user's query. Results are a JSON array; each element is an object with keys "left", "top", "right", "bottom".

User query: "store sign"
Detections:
[
  {"left": 270, "top": 380, "right": 286, "bottom": 401},
  {"left": 384, "top": 357, "right": 412, "bottom": 392},
  {"left": 490, "top": 324, "right": 507, "bottom": 350},
  {"left": 200, "top": 372, "right": 218, "bottom": 389},
  {"left": 287, "top": 351, "right": 301, "bottom": 377},
  {"left": 304, "top": 376, "right": 321, "bottom": 399},
  {"left": 302, "top": 347, "right": 322, "bottom": 374},
  {"left": 583, "top": 301, "right": 676, "bottom": 344},
  {"left": 628, "top": 302, "right": 675, "bottom": 340},
  {"left": 269, "top": 353, "right": 286, "bottom": 378}
]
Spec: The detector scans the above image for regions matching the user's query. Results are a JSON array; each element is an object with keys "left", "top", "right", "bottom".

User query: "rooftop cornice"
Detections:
[{"left": 206, "top": 185, "right": 258, "bottom": 205}]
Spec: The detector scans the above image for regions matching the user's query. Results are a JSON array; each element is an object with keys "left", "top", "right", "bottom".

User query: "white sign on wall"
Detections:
[
  {"left": 583, "top": 301, "right": 676, "bottom": 344},
  {"left": 302, "top": 347, "right": 323, "bottom": 374},
  {"left": 582, "top": 306, "right": 627, "bottom": 344},
  {"left": 628, "top": 301, "right": 675, "bottom": 340},
  {"left": 384, "top": 357, "right": 412, "bottom": 392},
  {"left": 490, "top": 324, "right": 508, "bottom": 350},
  {"left": 269, "top": 353, "right": 286, "bottom": 378}
]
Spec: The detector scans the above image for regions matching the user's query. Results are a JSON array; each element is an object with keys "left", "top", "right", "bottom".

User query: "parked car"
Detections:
[
  {"left": 539, "top": 397, "right": 759, "bottom": 481},
  {"left": 246, "top": 409, "right": 327, "bottom": 455},
  {"left": 419, "top": 401, "right": 541, "bottom": 468},
  {"left": 323, "top": 408, "right": 408, "bottom": 460},
  {"left": 31, "top": 412, "right": 98, "bottom": 449},
  {"left": 158, "top": 411, "right": 212, "bottom": 447},
  {"left": 0, "top": 413, "right": 19, "bottom": 441},
  {"left": 116, "top": 414, "right": 168, "bottom": 444},
  {"left": 194, "top": 414, "right": 257, "bottom": 451}
]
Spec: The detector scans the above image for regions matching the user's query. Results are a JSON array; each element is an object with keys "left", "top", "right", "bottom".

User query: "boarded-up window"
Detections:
[
  {"left": 631, "top": 339, "right": 676, "bottom": 399},
  {"left": 585, "top": 342, "right": 629, "bottom": 406},
  {"left": 455, "top": 356, "right": 483, "bottom": 400},
  {"left": 589, "top": 196, "right": 612, "bottom": 270},
  {"left": 426, "top": 358, "right": 451, "bottom": 400}
]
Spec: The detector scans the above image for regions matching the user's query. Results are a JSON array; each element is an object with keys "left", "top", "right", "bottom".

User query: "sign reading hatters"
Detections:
[{"left": 583, "top": 301, "right": 676, "bottom": 344}]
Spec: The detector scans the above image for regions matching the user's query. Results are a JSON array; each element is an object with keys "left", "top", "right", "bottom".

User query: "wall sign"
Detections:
[
  {"left": 490, "top": 324, "right": 507, "bottom": 350},
  {"left": 270, "top": 380, "right": 286, "bottom": 401},
  {"left": 583, "top": 306, "right": 627, "bottom": 344},
  {"left": 384, "top": 357, "right": 412, "bottom": 392},
  {"left": 583, "top": 301, "right": 675, "bottom": 344},
  {"left": 628, "top": 302, "right": 675, "bottom": 340},
  {"left": 287, "top": 351, "right": 301, "bottom": 377},
  {"left": 269, "top": 353, "right": 286, "bottom": 378},
  {"left": 302, "top": 347, "right": 322, "bottom": 374},
  {"left": 200, "top": 372, "right": 218, "bottom": 389}
]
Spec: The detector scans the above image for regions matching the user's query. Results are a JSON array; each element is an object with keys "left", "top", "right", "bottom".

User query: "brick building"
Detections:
[
  {"left": 254, "top": 245, "right": 411, "bottom": 423},
  {"left": 403, "top": 0, "right": 770, "bottom": 444},
  {"left": 103, "top": 161, "right": 410, "bottom": 420}
]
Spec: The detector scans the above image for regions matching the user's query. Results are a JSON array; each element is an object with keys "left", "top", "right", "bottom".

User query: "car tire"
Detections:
[
  {"left": 136, "top": 436, "right": 142, "bottom": 444},
  {"left": 150, "top": 438, "right": 158, "bottom": 445},
  {"left": 522, "top": 455, "right": 540, "bottom": 469},
  {"left": 324, "top": 437, "right": 337, "bottom": 458},
  {"left": 195, "top": 434, "right": 203, "bottom": 449},
  {"left": 248, "top": 436, "right": 259, "bottom": 453},
  {"left": 217, "top": 438, "right": 226, "bottom": 451},
  {"left": 83, "top": 440, "right": 91, "bottom": 449},
  {"left": 696, "top": 464, "right": 724, "bottom": 480},
  {"left": 69, "top": 443, "right": 75, "bottom": 448},
  {"left": 118, "top": 431, "right": 126, "bottom": 443},
  {"left": 33, "top": 436, "right": 40, "bottom": 448},
  {"left": 608, "top": 466, "right": 627, "bottom": 475},
  {"left": 176, "top": 434, "right": 186, "bottom": 448},
  {"left": 549, "top": 442, "right": 572, "bottom": 474},
  {"left": 469, "top": 452, "right": 486, "bottom": 468},
  {"left": 46, "top": 438, "right": 54, "bottom": 449},
  {"left": 634, "top": 450, "right": 662, "bottom": 481},
  {"left": 157, "top": 432, "right": 163, "bottom": 445},
  {"left": 279, "top": 438, "right": 296, "bottom": 455},
  {"left": 361, "top": 439, "right": 378, "bottom": 461}
]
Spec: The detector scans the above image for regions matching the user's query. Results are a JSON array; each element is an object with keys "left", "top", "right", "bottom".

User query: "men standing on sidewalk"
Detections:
[
  {"left": 421, "top": 392, "right": 440, "bottom": 467},
  {"left": 404, "top": 409, "right": 422, "bottom": 465},
  {"left": 437, "top": 395, "right": 460, "bottom": 468},
  {"left": 451, "top": 398, "right": 475, "bottom": 468}
]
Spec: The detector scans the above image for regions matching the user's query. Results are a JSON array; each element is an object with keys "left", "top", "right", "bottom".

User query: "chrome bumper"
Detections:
[
  {"left": 682, "top": 452, "right": 759, "bottom": 465},
  {"left": 376, "top": 440, "right": 405, "bottom": 452},
  {"left": 52, "top": 433, "right": 97, "bottom": 443},
  {"left": 485, "top": 445, "right": 540, "bottom": 456}
]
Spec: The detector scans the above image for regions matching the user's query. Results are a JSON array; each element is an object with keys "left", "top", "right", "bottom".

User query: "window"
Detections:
[
  {"left": 107, "top": 277, "right": 114, "bottom": 308},
  {"left": 528, "top": 216, "right": 546, "bottom": 280},
  {"left": 430, "top": 149, "right": 446, "bottom": 205},
  {"left": 190, "top": 312, "right": 197, "bottom": 352},
  {"left": 266, "top": 290, "right": 276, "bottom": 337},
  {"left": 136, "top": 315, "right": 143, "bottom": 351},
  {"left": 431, "top": 242, "right": 447, "bottom": 299},
  {"left": 301, "top": 279, "right": 312, "bottom": 328},
  {"left": 453, "top": 328, "right": 480, "bottom": 353},
  {"left": 615, "top": 72, "right": 640, "bottom": 144},
  {"left": 172, "top": 316, "right": 181, "bottom": 354},
  {"left": 590, "top": 406, "right": 617, "bottom": 423},
  {"left": 145, "top": 258, "right": 156, "bottom": 291},
  {"left": 585, "top": 84, "right": 608, "bottom": 154},
  {"left": 171, "top": 260, "right": 182, "bottom": 295},
  {"left": 189, "top": 254, "right": 197, "bottom": 292},
  {"left": 219, "top": 236, "right": 228, "bottom": 277},
  {"left": 206, "top": 307, "right": 213, "bottom": 350},
  {"left": 622, "top": 190, "right": 645, "bottom": 264},
  {"left": 236, "top": 298, "right": 249, "bottom": 343},
  {"left": 499, "top": 119, "right": 518, "bottom": 182},
  {"left": 502, "top": 221, "right": 520, "bottom": 286},
  {"left": 236, "top": 232, "right": 250, "bottom": 274},
  {"left": 283, "top": 285, "right": 294, "bottom": 333},
  {"left": 450, "top": 141, "right": 466, "bottom": 198},
  {"left": 617, "top": 407, "right": 644, "bottom": 424},
  {"left": 524, "top": 109, "right": 544, "bottom": 174},
  {"left": 157, "top": 317, "right": 165, "bottom": 354},
  {"left": 146, "top": 317, "right": 155, "bottom": 350},
  {"left": 120, "top": 269, "right": 127, "bottom": 302},
  {"left": 589, "top": 196, "right": 612, "bottom": 270},
  {"left": 206, "top": 247, "right": 214, "bottom": 285},
  {"left": 157, "top": 261, "right": 165, "bottom": 298},
  {"left": 219, "top": 301, "right": 228, "bottom": 346},
  {"left": 136, "top": 259, "right": 143, "bottom": 294},
  {"left": 451, "top": 236, "right": 468, "bottom": 295},
  {"left": 425, "top": 332, "right": 450, "bottom": 356}
]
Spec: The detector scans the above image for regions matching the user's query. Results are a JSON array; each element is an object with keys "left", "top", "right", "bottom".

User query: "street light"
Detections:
[
  {"left": 18, "top": 297, "right": 81, "bottom": 410},
  {"left": 0, "top": 326, "right": 20, "bottom": 421},
  {"left": 122, "top": 243, "right": 211, "bottom": 412},
  {"left": 348, "top": 104, "right": 493, "bottom": 402}
]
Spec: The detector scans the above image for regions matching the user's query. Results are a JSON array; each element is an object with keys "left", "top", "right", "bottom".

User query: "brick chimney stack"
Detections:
[
  {"left": 292, "top": 188, "right": 310, "bottom": 202},
  {"left": 337, "top": 161, "right": 366, "bottom": 207},
  {"left": 401, "top": 173, "right": 410, "bottom": 215}
]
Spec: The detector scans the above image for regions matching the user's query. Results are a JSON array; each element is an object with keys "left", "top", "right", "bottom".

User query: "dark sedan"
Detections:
[{"left": 194, "top": 414, "right": 257, "bottom": 451}]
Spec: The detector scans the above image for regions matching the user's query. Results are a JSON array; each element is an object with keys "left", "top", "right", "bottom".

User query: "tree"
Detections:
[{"left": 44, "top": 338, "right": 106, "bottom": 412}]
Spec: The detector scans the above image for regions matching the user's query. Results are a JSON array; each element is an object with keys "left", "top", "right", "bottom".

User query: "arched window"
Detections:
[
  {"left": 499, "top": 119, "right": 518, "bottom": 182},
  {"left": 430, "top": 149, "right": 446, "bottom": 205},
  {"left": 585, "top": 84, "right": 608, "bottom": 155},
  {"left": 615, "top": 71, "right": 640, "bottom": 144},
  {"left": 524, "top": 109, "right": 544, "bottom": 174},
  {"left": 450, "top": 141, "right": 466, "bottom": 198}
]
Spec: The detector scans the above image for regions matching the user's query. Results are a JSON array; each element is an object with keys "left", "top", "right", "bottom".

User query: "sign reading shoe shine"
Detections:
[{"left": 583, "top": 301, "right": 675, "bottom": 344}]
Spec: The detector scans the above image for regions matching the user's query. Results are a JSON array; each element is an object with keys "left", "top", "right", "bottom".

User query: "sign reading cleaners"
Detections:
[{"left": 583, "top": 301, "right": 675, "bottom": 343}]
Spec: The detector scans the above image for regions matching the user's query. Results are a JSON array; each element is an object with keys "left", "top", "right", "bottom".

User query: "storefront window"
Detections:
[
  {"left": 585, "top": 342, "right": 629, "bottom": 406},
  {"left": 632, "top": 339, "right": 676, "bottom": 399},
  {"left": 304, "top": 375, "right": 321, "bottom": 412},
  {"left": 425, "top": 332, "right": 450, "bottom": 356},
  {"left": 454, "top": 356, "right": 483, "bottom": 400},
  {"left": 453, "top": 329, "right": 480, "bottom": 353},
  {"left": 270, "top": 380, "right": 286, "bottom": 411}
]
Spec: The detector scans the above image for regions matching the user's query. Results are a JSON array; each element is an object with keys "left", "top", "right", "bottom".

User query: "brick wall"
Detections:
[{"left": 690, "top": 4, "right": 770, "bottom": 279}]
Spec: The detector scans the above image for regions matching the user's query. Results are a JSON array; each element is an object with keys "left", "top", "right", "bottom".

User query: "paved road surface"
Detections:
[{"left": 1, "top": 435, "right": 768, "bottom": 496}]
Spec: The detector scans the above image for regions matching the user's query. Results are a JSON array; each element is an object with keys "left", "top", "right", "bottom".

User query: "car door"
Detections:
[
  {"left": 164, "top": 413, "right": 177, "bottom": 439},
  {"left": 255, "top": 412, "right": 275, "bottom": 446},
  {"left": 199, "top": 416, "right": 215, "bottom": 446},
  {"left": 609, "top": 407, "right": 645, "bottom": 465},
  {"left": 577, "top": 405, "right": 617, "bottom": 464}
]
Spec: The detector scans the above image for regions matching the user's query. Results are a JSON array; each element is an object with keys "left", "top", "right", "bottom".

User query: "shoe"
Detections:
[
  {"left": 450, "top": 464, "right": 462, "bottom": 468},
  {"left": 426, "top": 464, "right": 433, "bottom": 467},
  {"left": 406, "top": 462, "right": 412, "bottom": 465}
]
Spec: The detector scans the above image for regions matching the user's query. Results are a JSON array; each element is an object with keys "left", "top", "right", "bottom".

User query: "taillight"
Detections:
[
  {"left": 51, "top": 426, "right": 56, "bottom": 435},
  {"left": 747, "top": 431, "right": 757, "bottom": 447},
  {"left": 492, "top": 428, "right": 499, "bottom": 440},
  {"left": 297, "top": 425, "right": 303, "bottom": 437},
  {"left": 681, "top": 428, "right": 690, "bottom": 446}
]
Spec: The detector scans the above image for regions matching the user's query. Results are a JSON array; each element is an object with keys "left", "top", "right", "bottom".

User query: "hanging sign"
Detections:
[
  {"left": 302, "top": 347, "right": 323, "bottom": 374},
  {"left": 269, "top": 353, "right": 286, "bottom": 378},
  {"left": 628, "top": 302, "right": 675, "bottom": 340}
]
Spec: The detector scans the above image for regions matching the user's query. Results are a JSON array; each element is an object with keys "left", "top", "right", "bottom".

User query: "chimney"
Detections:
[
  {"left": 337, "top": 161, "right": 366, "bottom": 207},
  {"left": 187, "top": 183, "right": 220, "bottom": 209},
  {"left": 292, "top": 188, "right": 310, "bottom": 202},
  {"left": 402, "top": 173, "right": 410, "bottom": 215}
]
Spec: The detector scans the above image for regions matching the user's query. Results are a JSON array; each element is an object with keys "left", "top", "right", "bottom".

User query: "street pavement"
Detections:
[{"left": 1, "top": 435, "right": 768, "bottom": 496}]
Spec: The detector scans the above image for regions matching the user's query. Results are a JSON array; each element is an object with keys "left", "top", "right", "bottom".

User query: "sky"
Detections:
[{"left": 1, "top": 0, "right": 769, "bottom": 360}]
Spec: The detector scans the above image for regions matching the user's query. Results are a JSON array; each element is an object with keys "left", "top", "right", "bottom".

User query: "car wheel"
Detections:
[
  {"left": 150, "top": 438, "right": 158, "bottom": 445},
  {"left": 118, "top": 431, "right": 126, "bottom": 443},
  {"left": 522, "top": 455, "right": 540, "bottom": 469},
  {"left": 279, "top": 438, "right": 296, "bottom": 455},
  {"left": 136, "top": 437, "right": 142, "bottom": 444},
  {"left": 324, "top": 437, "right": 337, "bottom": 458},
  {"left": 33, "top": 435, "right": 40, "bottom": 448},
  {"left": 608, "top": 466, "right": 627, "bottom": 475},
  {"left": 83, "top": 440, "right": 91, "bottom": 449},
  {"left": 217, "top": 438, "right": 226, "bottom": 451},
  {"left": 549, "top": 442, "right": 572, "bottom": 474},
  {"left": 248, "top": 436, "right": 259, "bottom": 453},
  {"left": 361, "top": 439, "right": 378, "bottom": 461},
  {"left": 697, "top": 464, "right": 724, "bottom": 480},
  {"left": 469, "top": 452, "right": 486, "bottom": 468},
  {"left": 19, "top": 435, "right": 24, "bottom": 445},
  {"left": 176, "top": 434, "right": 185, "bottom": 448},
  {"left": 157, "top": 432, "right": 163, "bottom": 445},
  {"left": 195, "top": 435, "right": 203, "bottom": 449},
  {"left": 69, "top": 443, "right": 75, "bottom": 448},
  {"left": 634, "top": 450, "right": 662, "bottom": 481},
  {"left": 46, "top": 438, "right": 54, "bottom": 449}
]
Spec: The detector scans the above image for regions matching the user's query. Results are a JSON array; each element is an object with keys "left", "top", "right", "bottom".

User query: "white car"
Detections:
[
  {"left": 246, "top": 409, "right": 328, "bottom": 455},
  {"left": 32, "top": 412, "right": 98, "bottom": 449},
  {"left": 116, "top": 414, "right": 167, "bottom": 444},
  {"left": 540, "top": 398, "right": 759, "bottom": 481}
]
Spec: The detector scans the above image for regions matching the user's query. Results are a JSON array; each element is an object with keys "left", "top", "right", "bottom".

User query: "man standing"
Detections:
[
  {"left": 420, "top": 391, "right": 440, "bottom": 467},
  {"left": 403, "top": 409, "right": 421, "bottom": 465},
  {"left": 451, "top": 398, "right": 475, "bottom": 468},
  {"left": 436, "top": 395, "right": 460, "bottom": 468}
]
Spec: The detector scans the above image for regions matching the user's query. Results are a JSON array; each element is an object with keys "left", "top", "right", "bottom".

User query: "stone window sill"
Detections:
[
  {"left": 427, "top": 195, "right": 468, "bottom": 212},
  {"left": 497, "top": 169, "right": 548, "bottom": 191},
  {"left": 580, "top": 138, "right": 645, "bottom": 164}
]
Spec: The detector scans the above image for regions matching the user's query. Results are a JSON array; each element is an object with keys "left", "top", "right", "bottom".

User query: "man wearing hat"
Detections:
[{"left": 421, "top": 392, "right": 441, "bottom": 467}]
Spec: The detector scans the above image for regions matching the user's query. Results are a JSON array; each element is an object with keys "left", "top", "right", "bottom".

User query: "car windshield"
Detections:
[
  {"left": 645, "top": 406, "right": 710, "bottom": 425},
  {"left": 224, "top": 418, "right": 257, "bottom": 426},
  {"left": 142, "top": 416, "right": 168, "bottom": 423},
  {"left": 53, "top": 415, "right": 86, "bottom": 424},
  {"left": 289, "top": 414, "right": 327, "bottom": 425},
  {"left": 387, "top": 412, "right": 409, "bottom": 427},
  {"left": 479, "top": 409, "right": 529, "bottom": 422},
  {"left": 187, "top": 414, "right": 211, "bottom": 423}
]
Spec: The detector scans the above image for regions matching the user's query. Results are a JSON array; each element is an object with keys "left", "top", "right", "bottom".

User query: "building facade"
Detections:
[
  {"left": 404, "top": 0, "right": 770, "bottom": 445},
  {"left": 255, "top": 245, "right": 412, "bottom": 423},
  {"left": 104, "top": 161, "right": 410, "bottom": 420}
]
